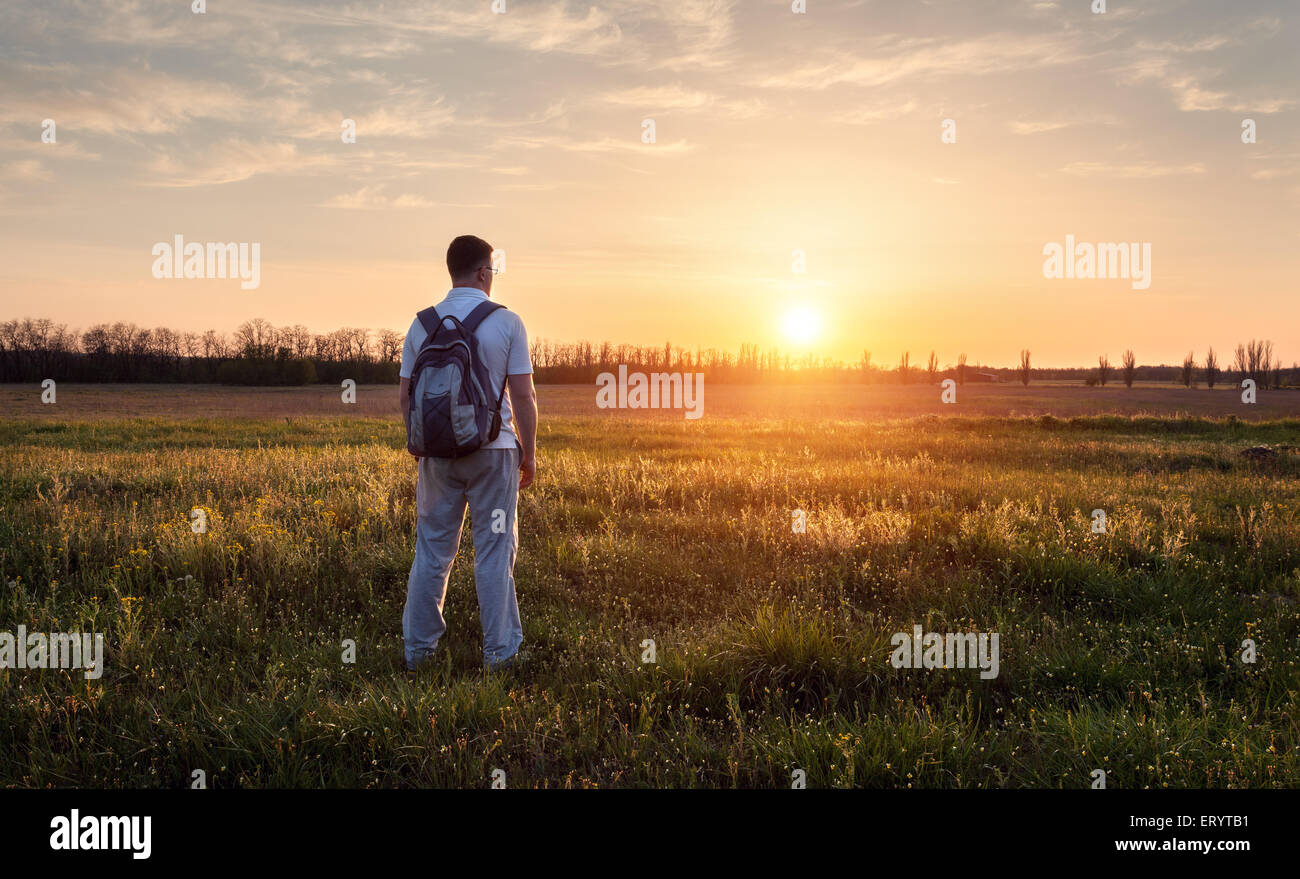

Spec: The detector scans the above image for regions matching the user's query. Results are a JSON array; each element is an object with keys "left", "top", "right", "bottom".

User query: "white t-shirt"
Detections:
[{"left": 399, "top": 287, "right": 533, "bottom": 451}]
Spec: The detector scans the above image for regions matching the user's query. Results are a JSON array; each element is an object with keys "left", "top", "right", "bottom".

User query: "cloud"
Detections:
[
  {"left": 599, "top": 85, "right": 714, "bottom": 112},
  {"left": 597, "top": 83, "right": 761, "bottom": 118},
  {"left": 1010, "top": 120, "right": 1073, "bottom": 135},
  {"left": 1249, "top": 168, "right": 1298, "bottom": 181},
  {"left": 756, "top": 33, "right": 1085, "bottom": 90},
  {"left": 644, "top": 0, "right": 738, "bottom": 71},
  {"left": 1060, "top": 161, "right": 1207, "bottom": 179},
  {"left": 295, "top": 97, "right": 459, "bottom": 140},
  {"left": 320, "top": 186, "right": 441, "bottom": 210},
  {"left": 834, "top": 99, "right": 919, "bottom": 125},
  {"left": 0, "top": 65, "right": 249, "bottom": 136},
  {"left": 0, "top": 139, "right": 101, "bottom": 161},
  {"left": 496, "top": 181, "right": 564, "bottom": 192},
  {"left": 500, "top": 133, "right": 693, "bottom": 155},
  {"left": 1122, "top": 18, "right": 1294, "bottom": 114},
  {"left": 1009, "top": 114, "right": 1118, "bottom": 135},
  {"left": 43, "top": 0, "right": 203, "bottom": 47},
  {"left": 1135, "top": 36, "right": 1233, "bottom": 54},
  {"left": 147, "top": 140, "right": 339, "bottom": 187},
  {"left": 279, "top": 0, "right": 625, "bottom": 58},
  {"left": 1148, "top": 71, "right": 1294, "bottom": 113},
  {"left": 0, "top": 159, "right": 51, "bottom": 182}
]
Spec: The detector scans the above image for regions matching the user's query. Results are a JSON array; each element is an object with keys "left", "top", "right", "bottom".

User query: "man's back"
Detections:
[{"left": 399, "top": 286, "right": 531, "bottom": 451}]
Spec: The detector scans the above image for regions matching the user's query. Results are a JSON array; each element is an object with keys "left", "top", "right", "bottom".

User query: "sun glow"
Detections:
[{"left": 781, "top": 306, "right": 822, "bottom": 345}]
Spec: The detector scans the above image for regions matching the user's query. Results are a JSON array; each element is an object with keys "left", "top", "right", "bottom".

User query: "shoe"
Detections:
[
  {"left": 405, "top": 647, "right": 437, "bottom": 676},
  {"left": 484, "top": 647, "right": 529, "bottom": 673}
]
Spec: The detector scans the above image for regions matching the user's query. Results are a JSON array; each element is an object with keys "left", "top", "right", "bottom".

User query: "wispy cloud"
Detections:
[
  {"left": 319, "top": 185, "right": 487, "bottom": 210},
  {"left": 1126, "top": 58, "right": 1294, "bottom": 113},
  {"left": 0, "top": 159, "right": 51, "bottom": 182},
  {"left": 0, "top": 65, "right": 248, "bottom": 136},
  {"left": 835, "top": 99, "right": 920, "bottom": 125},
  {"left": 1060, "top": 161, "right": 1208, "bottom": 178},
  {"left": 1122, "top": 16, "right": 1293, "bottom": 113},
  {"left": 1010, "top": 114, "right": 1118, "bottom": 135},
  {"left": 599, "top": 85, "right": 714, "bottom": 112},
  {"left": 292, "top": 97, "right": 459, "bottom": 140},
  {"left": 499, "top": 133, "right": 694, "bottom": 155},
  {"left": 147, "top": 140, "right": 338, "bottom": 187},
  {"left": 756, "top": 33, "right": 1086, "bottom": 90},
  {"left": 598, "top": 83, "right": 762, "bottom": 119}
]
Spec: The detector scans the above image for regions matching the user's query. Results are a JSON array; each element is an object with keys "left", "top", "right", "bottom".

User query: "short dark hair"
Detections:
[{"left": 446, "top": 235, "right": 494, "bottom": 280}]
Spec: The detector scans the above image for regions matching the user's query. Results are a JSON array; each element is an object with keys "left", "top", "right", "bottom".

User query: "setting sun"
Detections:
[{"left": 781, "top": 306, "right": 822, "bottom": 345}]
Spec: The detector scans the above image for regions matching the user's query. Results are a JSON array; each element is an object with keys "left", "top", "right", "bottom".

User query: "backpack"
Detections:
[{"left": 405, "top": 300, "right": 508, "bottom": 458}]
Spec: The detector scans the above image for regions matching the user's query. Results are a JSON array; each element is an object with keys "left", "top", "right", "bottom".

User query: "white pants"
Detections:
[{"left": 403, "top": 447, "right": 523, "bottom": 669}]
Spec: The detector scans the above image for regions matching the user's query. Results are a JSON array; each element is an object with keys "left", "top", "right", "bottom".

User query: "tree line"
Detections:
[
  {"left": 0, "top": 317, "right": 1293, "bottom": 389},
  {"left": 0, "top": 318, "right": 402, "bottom": 385},
  {"left": 1087, "top": 342, "right": 1290, "bottom": 389}
]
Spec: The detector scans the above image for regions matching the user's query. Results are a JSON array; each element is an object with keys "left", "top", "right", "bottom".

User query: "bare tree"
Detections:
[
  {"left": 926, "top": 350, "right": 939, "bottom": 383},
  {"left": 1121, "top": 350, "right": 1137, "bottom": 388},
  {"left": 1261, "top": 340, "right": 1274, "bottom": 387},
  {"left": 82, "top": 325, "right": 109, "bottom": 356},
  {"left": 956, "top": 352, "right": 967, "bottom": 385},
  {"left": 313, "top": 332, "right": 335, "bottom": 362},
  {"left": 105, "top": 321, "right": 149, "bottom": 379},
  {"left": 235, "top": 318, "right": 276, "bottom": 359},
  {"left": 0, "top": 320, "right": 17, "bottom": 379},
  {"left": 1234, "top": 339, "right": 1276, "bottom": 387},
  {"left": 279, "top": 324, "right": 313, "bottom": 359},
  {"left": 335, "top": 328, "right": 371, "bottom": 362},
  {"left": 153, "top": 326, "right": 181, "bottom": 373},
  {"left": 377, "top": 329, "right": 404, "bottom": 364},
  {"left": 1180, "top": 351, "right": 1195, "bottom": 388},
  {"left": 1204, "top": 347, "right": 1218, "bottom": 388},
  {"left": 1017, "top": 349, "right": 1031, "bottom": 386},
  {"left": 0, "top": 317, "right": 78, "bottom": 380},
  {"left": 1098, "top": 354, "right": 1111, "bottom": 387},
  {"left": 899, "top": 351, "right": 910, "bottom": 384}
]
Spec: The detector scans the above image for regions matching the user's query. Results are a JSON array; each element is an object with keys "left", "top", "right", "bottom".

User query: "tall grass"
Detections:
[{"left": 0, "top": 414, "right": 1297, "bottom": 787}]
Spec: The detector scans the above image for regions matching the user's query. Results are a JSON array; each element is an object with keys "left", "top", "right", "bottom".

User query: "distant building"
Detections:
[{"left": 966, "top": 371, "right": 1000, "bottom": 383}]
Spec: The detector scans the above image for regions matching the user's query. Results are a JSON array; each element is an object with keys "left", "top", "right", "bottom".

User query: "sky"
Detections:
[{"left": 0, "top": 0, "right": 1296, "bottom": 368}]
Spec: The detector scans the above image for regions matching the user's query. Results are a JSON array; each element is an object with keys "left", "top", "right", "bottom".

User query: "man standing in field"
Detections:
[{"left": 398, "top": 235, "right": 537, "bottom": 672}]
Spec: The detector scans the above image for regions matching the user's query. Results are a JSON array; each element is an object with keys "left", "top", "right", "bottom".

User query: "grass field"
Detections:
[
  {"left": 5, "top": 380, "right": 1300, "bottom": 420},
  {"left": 1, "top": 384, "right": 1298, "bottom": 788}
]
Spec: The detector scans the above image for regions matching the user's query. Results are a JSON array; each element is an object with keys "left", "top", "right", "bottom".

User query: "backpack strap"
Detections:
[
  {"left": 462, "top": 300, "right": 506, "bottom": 334},
  {"left": 462, "top": 301, "right": 509, "bottom": 410},
  {"left": 416, "top": 306, "right": 442, "bottom": 337}
]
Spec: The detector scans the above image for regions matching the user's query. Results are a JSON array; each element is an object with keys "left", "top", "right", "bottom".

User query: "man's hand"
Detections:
[{"left": 508, "top": 373, "right": 538, "bottom": 490}]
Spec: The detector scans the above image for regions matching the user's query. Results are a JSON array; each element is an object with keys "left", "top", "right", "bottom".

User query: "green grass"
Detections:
[{"left": 1, "top": 413, "right": 1298, "bottom": 788}]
